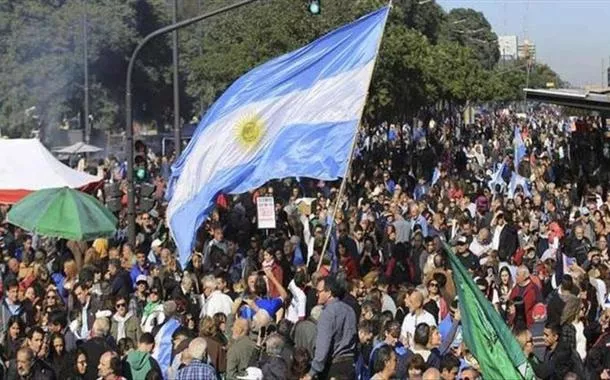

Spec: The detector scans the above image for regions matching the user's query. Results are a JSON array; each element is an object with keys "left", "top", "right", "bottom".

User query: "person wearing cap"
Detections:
[
  {"left": 236, "top": 367, "right": 263, "bottom": 380},
  {"left": 130, "top": 251, "right": 150, "bottom": 290},
  {"left": 530, "top": 303, "right": 548, "bottom": 359},
  {"left": 130, "top": 275, "right": 149, "bottom": 318},
  {"left": 454, "top": 236, "right": 479, "bottom": 273}
]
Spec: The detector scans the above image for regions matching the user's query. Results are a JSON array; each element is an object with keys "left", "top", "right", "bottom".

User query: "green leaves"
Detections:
[{"left": 0, "top": 0, "right": 565, "bottom": 139}]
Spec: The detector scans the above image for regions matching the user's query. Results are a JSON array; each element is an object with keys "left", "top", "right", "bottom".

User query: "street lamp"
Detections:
[
  {"left": 124, "top": 0, "right": 262, "bottom": 247},
  {"left": 82, "top": 0, "right": 90, "bottom": 144},
  {"left": 172, "top": 0, "right": 180, "bottom": 156}
]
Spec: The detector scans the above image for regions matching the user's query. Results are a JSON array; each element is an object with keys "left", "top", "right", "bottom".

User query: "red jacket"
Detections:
[
  {"left": 340, "top": 256, "right": 359, "bottom": 281},
  {"left": 509, "top": 279, "right": 541, "bottom": 328}
]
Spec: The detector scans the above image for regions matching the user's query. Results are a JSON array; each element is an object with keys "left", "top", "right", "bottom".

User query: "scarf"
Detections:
[
  {"left": 113, "top": 312, "right": 133, "bottom": 341},
  {"left": 143, "top": 301, "right": 160, "bottom": 318}
]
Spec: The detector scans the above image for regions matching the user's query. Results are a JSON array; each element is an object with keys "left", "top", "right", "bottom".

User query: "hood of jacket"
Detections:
[{"left": 126, "top": 351, "right": 152, "bottom": 379}]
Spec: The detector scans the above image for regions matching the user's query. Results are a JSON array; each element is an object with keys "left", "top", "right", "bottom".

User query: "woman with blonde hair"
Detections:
[
  {"left": 84, "top": 248, "right": 100, "bottom": 266},
  {"left": 58, "top": 259, "right": 78, "bottom": 303}
]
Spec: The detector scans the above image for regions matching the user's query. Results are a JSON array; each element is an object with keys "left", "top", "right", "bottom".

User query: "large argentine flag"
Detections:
[{"left": 167, "top": 7, "right": 390, "bottom": 265}]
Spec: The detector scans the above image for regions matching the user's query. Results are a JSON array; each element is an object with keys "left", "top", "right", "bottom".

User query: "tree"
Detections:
[{"left": 439, "top": 8, "right": 499, "bottom": 70}]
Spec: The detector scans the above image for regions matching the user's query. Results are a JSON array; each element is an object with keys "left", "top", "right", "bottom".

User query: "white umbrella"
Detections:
[{"left": 53, "top": 141, "right": 103, "bottom": 155}]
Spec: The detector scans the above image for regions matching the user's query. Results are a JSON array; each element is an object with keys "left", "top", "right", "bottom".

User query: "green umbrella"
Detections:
[{"left": 7, "top": 187, "right": 117, "bottom": 241}]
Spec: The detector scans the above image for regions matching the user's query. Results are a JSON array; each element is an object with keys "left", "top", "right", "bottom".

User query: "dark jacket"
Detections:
[
  {"left": 110, "top": 270, "right": 133, "bottom": 298},
  {"left": 6, "top": 358, "right": 56, "bottom": 380},
  {"left": 498, "top": 224, "right": 519, "bottom": 261},
  {"left": 81, "top": 336, "right": 115, "bottom": 380},
  {"left": 261, "top": 356, "right": 288, "bottom": 380}
]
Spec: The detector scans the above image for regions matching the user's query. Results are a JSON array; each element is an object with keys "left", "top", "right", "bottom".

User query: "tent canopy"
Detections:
[
  {"left": 0, "top": 139, "right": 102, "bottom": 204},
  {"left": 53, "top": 141, "right": 103, "bottom": 154}
]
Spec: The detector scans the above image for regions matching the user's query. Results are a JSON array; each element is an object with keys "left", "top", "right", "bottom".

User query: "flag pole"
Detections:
[{"left": 317, "top": 5, "right": 391, "bottom": 273}]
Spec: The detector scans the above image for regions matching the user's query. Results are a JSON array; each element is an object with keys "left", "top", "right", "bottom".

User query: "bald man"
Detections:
[
  {"left": 98, "top": 351, "right": 124, "bottom": 380},
  {"left": 400, "top": 290, "right": 436, "bottom": 348},
  {"left": 226, "top": 319, "right": 257, "bottom": 380},
  {"left": 423, "top": 367, "right": 441, "bottom": 380}
]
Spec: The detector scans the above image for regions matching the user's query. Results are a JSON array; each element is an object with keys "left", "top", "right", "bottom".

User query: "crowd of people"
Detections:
[{"left": 1, "top": 105, "right": 610, "bottom": 380}]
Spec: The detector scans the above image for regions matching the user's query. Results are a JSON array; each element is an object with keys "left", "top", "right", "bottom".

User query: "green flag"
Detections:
[{"left": 443, "top": 242, "right": 534, "bottom": 380}]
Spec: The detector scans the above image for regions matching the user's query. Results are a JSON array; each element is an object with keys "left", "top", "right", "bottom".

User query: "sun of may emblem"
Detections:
[{"left": 235, "top": 114, "right": 265, "bottom": 149}]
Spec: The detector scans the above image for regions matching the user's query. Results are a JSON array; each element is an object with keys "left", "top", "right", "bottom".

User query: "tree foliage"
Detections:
[{"left": 0, "top": 0, "right": 565, "bottom": 139}]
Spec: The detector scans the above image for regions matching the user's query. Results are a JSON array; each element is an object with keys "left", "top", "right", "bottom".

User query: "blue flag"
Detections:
[
  {"left": 508, "top": 171, "right": 531, "bottom": 199},
  {"left": 152, "top": 317, "right": 180, "bottom": 379},
  {"left": 488, "top": 162, "right": 506, "bottom": 193},
  {"left": 326, "top": 214, "right": 339, "bottom": 273},
  {"left": 514, "top": 126, "right": 526, "bottom": 171},
  {"left": 431, "top": 167, "right": 441, "bottom": 186},
  {"left": 166, "top": 7, "right": 390, "bottom": 265}
]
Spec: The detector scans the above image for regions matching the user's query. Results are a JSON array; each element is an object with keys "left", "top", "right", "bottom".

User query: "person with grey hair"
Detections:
[
  {"left": 176, "top": 337, "right": 216, "bottom": 379},
  {"left": 82, "top": 318, "right": 115, "bottom": 380},
  {"left": 201, "top": 274, "right": 233, "bottom": 318},
  {"left": 293, "top": 305, "right": 322, "bottom": 357},
  {"left": 509, "top": 264, "right": 542, "bottom": 328},
  {"left": 261, "top": 333, "right": 289, "bottom": 380}
]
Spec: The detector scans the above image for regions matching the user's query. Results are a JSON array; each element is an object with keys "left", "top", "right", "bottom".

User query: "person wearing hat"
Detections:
[
  {"left": 454, "top": 236, "right": 479, "bottom": 273},
  {"left": 129, "top": 275, "right": 149, "bottom": 318}
]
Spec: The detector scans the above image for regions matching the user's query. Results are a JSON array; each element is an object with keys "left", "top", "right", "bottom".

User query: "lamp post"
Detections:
[
  {"left": 172, "top": 0, "right": 181, "bottom": 156},
  {"left": 125, "top": 0, "right": 261, "bottom": 247},
  {"left": 83, "top": 0, "right": 90, "bottom": 144}
]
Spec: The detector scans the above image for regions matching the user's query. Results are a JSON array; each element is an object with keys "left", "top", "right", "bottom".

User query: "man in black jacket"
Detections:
[
  {"left": 491, "top": 211, "right": 518, "bottom": 262},
  {"left": 82, "top": 318, "right": 117, "bottom": 380},
  {"left": 107, "top": 259, "right": 133, "bottom": 298},
  {"left": 533, "top": 322, "right": 583, "bottom": 380},
  {"left": 15, "top": 347, "right": 55, "bottom": 380}
]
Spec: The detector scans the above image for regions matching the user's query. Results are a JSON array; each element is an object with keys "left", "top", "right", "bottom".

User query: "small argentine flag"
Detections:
[
  {"left": 508, "top": 171, "right": 531, "bottom": 199},
  {"left": 167, "top": 7, "right": 390, "bottom": 265}
]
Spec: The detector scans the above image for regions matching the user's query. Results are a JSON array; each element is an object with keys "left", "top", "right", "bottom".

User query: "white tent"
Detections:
[
  {"left": 53, "top": 141, "right": 103, "bottom": 154},
  {"left": 0, "top": 139, "right": 103, "bottom": 204}
]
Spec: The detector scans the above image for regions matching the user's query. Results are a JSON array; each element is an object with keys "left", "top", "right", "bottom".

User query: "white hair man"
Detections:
[
  {"left": 200, "top": 274, "right": 233, "bottom": 318},
  {"left": 176, "top": 338, "right": 216, "bottom": 380}
]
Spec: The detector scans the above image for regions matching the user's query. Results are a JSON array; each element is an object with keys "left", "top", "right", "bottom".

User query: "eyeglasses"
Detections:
[
  {"left": 116, "top": 303, "right": 126, "bottom": 309},
  {"left": 428, "top": 282, "right": 439, "bottom": 288}
]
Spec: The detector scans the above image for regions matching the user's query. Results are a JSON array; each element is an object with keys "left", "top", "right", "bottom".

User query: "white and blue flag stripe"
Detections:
[{"left": 167, "top": 7, "right": 390, "bottom": 265}]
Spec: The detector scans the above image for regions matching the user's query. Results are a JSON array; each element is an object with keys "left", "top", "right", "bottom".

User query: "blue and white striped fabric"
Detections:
[
  {"left": 167, "top": 7, "right": 390, "bottom": 265},
  {"left": 488, "top": 162, "right": 506, "bottom": 193},
  {"left": 431, "top": 167, "right": 441, "bottom": 186},
  {"left": 508, "top": 171, "right": 531, "bottom": 199},
  {"left": 514, "top": 126, "right": 526, "bottom": 170},
  {"left": 152, "top": 317, "right": 180, "bottom": 379}
]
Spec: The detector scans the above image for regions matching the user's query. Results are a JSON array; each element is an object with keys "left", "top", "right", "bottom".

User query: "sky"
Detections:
[{"left": 436, "top": 0, "right": 610, "bottom": 87}]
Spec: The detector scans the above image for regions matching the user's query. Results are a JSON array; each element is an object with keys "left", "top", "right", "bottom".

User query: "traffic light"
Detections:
[
  {"left": 308, "top": 0, "right": 321, "bottom": 15},
  {"left": 137, "top": 182, "right": 155, "bottom": 213},
  {"left": 104, "top": 183, "right": 122, "bottom": 213}
]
